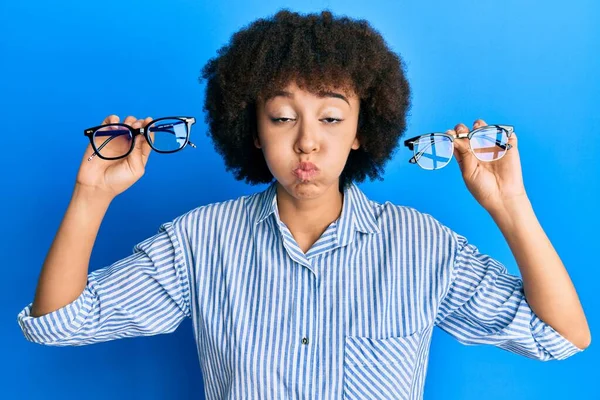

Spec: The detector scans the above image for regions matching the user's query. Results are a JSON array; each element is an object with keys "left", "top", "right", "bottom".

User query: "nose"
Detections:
[{"left": 294, "top": 120, "right": 319, "bottom": 154}]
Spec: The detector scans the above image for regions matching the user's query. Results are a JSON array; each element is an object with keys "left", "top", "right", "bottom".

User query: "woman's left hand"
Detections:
[{"left": 450, "top": 119, "right": 527, "bottom": 214}]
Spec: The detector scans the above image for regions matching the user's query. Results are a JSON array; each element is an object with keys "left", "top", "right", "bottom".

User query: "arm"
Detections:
[
  {"left": 437, "top": 118, "right": 591, "bottom": 358},
  {"left": 434, "top": 227, "right": 584, "bottom": 361},
  {"left": 30, "top": 184, "right": 112, "bottom": 317},
  {"left": 489, "top": 194, "right": 591, "bottom": 350},
  {"left": 18, "top": 206, "right": 192, "bottom": 346},
  {"left": 19, "top": 114, "right": 192, "bottom": 345},
  {"left": 32, "top": 113, "right": 151, "bottom": 317}
]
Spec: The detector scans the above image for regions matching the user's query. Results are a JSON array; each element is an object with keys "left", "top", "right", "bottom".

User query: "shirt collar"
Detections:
[{"left": 253, "top": 181, "right": 380, "bottom": 237}]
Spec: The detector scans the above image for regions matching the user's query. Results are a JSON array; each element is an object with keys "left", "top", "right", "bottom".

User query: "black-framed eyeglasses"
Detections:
[
  {"left": 83, "top": 116, "right": 197, "bottom": 161},
  {"left": 403, "top": 124, "right": 514, "bottom": 170}
]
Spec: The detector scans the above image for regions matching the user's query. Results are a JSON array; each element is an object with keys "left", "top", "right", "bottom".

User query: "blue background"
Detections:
[{"left": 1, "top": 0, "right": 598, "bottom": 398}]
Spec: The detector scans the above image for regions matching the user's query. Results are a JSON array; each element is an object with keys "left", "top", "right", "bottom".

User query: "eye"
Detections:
[
  {"left": 321, "top": 118, "right": 343, "bottom": 124},
  {"left": 270, "top": 117, "right": 295, "bottom": 124},
  {"left": 269, "top": 117, "right": 343, "bottom": 124}
]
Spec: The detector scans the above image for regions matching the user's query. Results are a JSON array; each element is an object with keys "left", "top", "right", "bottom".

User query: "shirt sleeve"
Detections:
[
  {"left": 17, "top": 221, "right": 192, "bottom": 346},
  {"left": 434, "top": 230, "right": 583, "bottom": 361}
]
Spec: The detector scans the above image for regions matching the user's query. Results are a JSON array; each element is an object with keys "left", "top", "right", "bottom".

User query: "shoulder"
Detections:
[
  {"left": 143, "top": 192, "right": 257, "bottom": 256},
  {"left": 170, "top": 191, "right": 256, "bottom": 228},
  {"left": 374, "top": 200, "right": 458, "bottom": 247},
  {"left": 161, "top": 190, "right": 268, "bottom": 241}
]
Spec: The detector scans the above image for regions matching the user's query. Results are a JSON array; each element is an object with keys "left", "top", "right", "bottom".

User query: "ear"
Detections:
[
  {"left": 254, "top": 135, "right": 262, "bottom": 149},
  {"left": 351, "top": 136, "right": 360, "bottom": 150}
]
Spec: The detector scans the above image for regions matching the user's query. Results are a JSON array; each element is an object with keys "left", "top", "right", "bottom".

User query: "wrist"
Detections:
[
  {"left": 489, "top": 193, "right": 534, "bottom": 231},
  {"left": 72, "top": 183, "right": 115, "bottom": 208}
]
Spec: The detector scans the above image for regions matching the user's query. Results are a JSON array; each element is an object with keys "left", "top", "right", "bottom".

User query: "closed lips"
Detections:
[{"left": 295, "top": 162, "right": 318, "bottom": 171}]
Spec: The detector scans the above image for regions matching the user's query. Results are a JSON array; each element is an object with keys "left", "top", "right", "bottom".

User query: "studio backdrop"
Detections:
[{"left": 1, "top": 0, "right": 597, "bottom": 399}]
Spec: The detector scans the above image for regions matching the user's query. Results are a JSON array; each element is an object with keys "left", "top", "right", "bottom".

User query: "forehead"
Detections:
[{"left": 260, "top": 80, "right": 357, "bottom": 106}]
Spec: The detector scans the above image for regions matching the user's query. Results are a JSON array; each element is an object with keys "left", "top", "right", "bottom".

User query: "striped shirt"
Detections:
[{"left": 18, "top": 181, "right": 583, "bottom": 399}]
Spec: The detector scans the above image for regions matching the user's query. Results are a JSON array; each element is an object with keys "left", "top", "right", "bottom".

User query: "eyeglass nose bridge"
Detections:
[{"left": 453, "top": 132, "right": 470, "bottom": 140}]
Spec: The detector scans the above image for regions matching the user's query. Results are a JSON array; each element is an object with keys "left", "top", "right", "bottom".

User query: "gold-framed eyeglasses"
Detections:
[{"left": 403, "top": 124, "right": 514, "bottom": 170}]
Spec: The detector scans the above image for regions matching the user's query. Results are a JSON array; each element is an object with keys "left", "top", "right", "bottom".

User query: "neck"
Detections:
[{"left": 275, "top": 181, "right": 344, "bottom": 237}]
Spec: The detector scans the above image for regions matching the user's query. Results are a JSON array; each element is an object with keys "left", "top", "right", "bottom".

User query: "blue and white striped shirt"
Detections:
[{"left": 18, "top": 181, "right": 583, "bottom": 399}]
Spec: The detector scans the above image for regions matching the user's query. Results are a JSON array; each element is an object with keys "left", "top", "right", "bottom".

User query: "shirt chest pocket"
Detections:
[{"left": 343, "top": 330, "right": 424, "bottom": 400}]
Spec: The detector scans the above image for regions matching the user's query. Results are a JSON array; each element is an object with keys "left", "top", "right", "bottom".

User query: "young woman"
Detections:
[{"left": 18, "top": 9, "right": 590, "bottom": 400}]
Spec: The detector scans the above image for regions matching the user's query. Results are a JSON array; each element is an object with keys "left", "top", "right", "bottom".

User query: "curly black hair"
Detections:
[{"left": 199, "top": 9, "right": 411, "bottom": 191}]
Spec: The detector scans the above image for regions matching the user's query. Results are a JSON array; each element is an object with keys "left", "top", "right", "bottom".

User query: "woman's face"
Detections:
[{"left": 255, "top": 81, "right": 361, "bottom": 200}]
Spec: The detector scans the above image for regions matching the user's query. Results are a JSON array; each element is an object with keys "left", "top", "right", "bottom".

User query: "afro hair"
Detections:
[{"left": 199, "top": 9, "right": 411, "bottom": 191}]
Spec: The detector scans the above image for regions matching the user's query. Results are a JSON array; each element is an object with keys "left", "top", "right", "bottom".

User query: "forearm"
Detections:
[
  {"left": 489, "top": 194, "right": 591, "bottom": 350},
  {"left": 30, "top": 184, "right": 113, "bottom": 317}
]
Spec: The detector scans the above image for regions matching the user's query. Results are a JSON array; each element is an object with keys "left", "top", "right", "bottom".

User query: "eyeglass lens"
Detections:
[
  {"left": 469, "top": 126, "right": 509, "bottom": 161},
  {"left": 414, "top": 134, "right": 453, "bottom": 170},
  {"left": 93, "top": 125, "right": 133, "bottom": 159},
  {"left": 147, "top": 118, "right": 189, "bottom": 152}
]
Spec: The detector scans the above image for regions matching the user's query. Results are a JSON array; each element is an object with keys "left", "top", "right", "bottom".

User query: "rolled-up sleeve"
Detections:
[
  {"left": 17, "top": 221, "right": 191, "bottom": 346},
  {"left": 434, "top": 231, "right": 583, "bottom": 361}
]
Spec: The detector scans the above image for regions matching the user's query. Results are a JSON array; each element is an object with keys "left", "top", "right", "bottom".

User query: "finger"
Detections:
[
  {"left": 445, "top": 128, "right": 456, "bottom": 138},
  {"left": 131, "top": 119, "right": 152, "bottom": 168},
  {"left": 131, "top": 119, "right": 143, "bottom": 141},
  {"left": 140, "top": 134, "right": 152, "bottom": 166},
  {"left": 508, "top": 130, "right": 518, "bottom": 148},
  {"left": 131, "top": 119, "right": 143, "bottom": 136},
  {"left": 86, "top": 115, "right": 119, "bottom": 161},
  {"left": 446, "top": 128, "right": 461, "bottom": 153},
  {"left": 454, "top": 123, "right": 469, "bottom": 134},
  {"left": 123, "top": 115, "right": 138, "bottom": 126},
  {"left": 142, "top": 116, "right": 153, "bottom": 128},
  {"left": 102, "top": 114, "right": 119, "bottom": 125},
  {"left": 447, "top": 128, "right": 468, "bottom": 166},
  {"left": 143, "top": 116, "right": 155, "bottom": 146},
  {"left": 126, "top": 119, "right": 145, "bottom": 171},
  {"left": 450, "top": 123, "right": 469, "bottom": 152},
  {"left": 454, "top": 123, "right": 470, "bottom": 152},
  {"left": 143, "top": 117, "right": 154, "bottom": 161},
  {"left": 473, "top": 119, "right": 487, "bottom": 130}
]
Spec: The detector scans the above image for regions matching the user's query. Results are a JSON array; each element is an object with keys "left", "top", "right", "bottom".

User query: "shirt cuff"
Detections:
[
  {"left": 530, "top": 311, "right": 584, "bottom": 360},
  {"left": 17, "top": 282, "right": 97, "bottom": 345}
]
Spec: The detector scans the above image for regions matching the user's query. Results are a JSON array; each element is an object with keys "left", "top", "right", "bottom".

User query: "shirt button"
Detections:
[{"left": 301, "top": 337, "right": 309, "bottom": 345}]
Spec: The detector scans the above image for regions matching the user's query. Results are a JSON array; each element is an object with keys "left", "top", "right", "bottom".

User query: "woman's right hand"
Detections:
[{"left": 75, "top": 115, "right": 153, "bottom": 200}]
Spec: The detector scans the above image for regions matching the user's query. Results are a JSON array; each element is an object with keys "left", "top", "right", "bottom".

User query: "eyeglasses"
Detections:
[
  {"left": 83, "top": 116, "right": 197, "bottom": 161},
  {"left": 403, "top": 124, "right": 514, "bottom": 170}
]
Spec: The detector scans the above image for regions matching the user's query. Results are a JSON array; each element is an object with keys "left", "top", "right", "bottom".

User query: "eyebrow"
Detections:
[{"left": 269, "top": 90, "right": 351, "bottom": 107}]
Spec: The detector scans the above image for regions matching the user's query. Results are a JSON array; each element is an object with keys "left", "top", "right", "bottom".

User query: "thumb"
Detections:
[
  {"left": 136, "top": 135, "right": 152, "bottom": 167},
  {"left": 139, "top": 117, "right": 153, "bottom": 166},
  {"left": 445, "top": 129, "right": 466, "bottom": 161},
  {"left": 127, "top": 120, "right": 149, "bottom": 173},
  {"left": 130, "top": 117, "right": 153, "bottom": 167}
]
